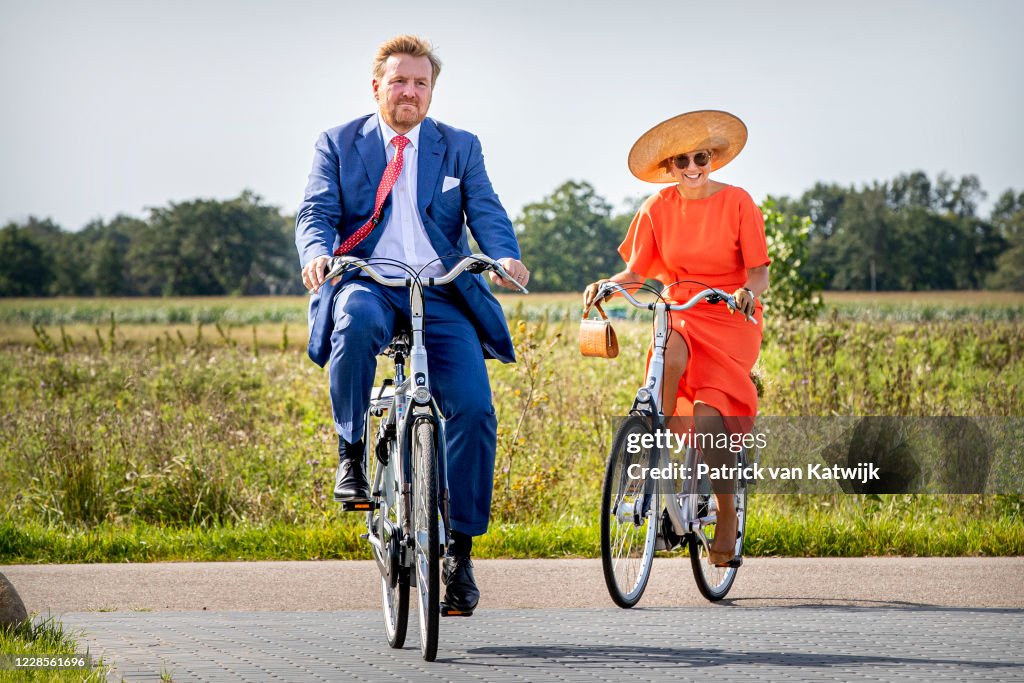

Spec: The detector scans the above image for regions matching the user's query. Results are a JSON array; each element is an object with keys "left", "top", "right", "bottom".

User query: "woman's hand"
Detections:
[
  {"left": 583, "top": 279, "right": 613, "bottom": 309},
  {"left": 732, "top": 287, "right": 757, "bottom": 318}
]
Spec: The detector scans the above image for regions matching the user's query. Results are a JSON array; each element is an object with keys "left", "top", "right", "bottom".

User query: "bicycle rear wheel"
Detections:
[
  {"left": 411, "top": 420, "right": 439, "bottom": 661},
  {"left": 368, "top": 428, "right": 409, "bottom": 648},
  {"left": 600, "top": 414, "right": 661, "bottom": 608},
  {"left": 688, "top": 448, "right": 748, "bottom": 601}
]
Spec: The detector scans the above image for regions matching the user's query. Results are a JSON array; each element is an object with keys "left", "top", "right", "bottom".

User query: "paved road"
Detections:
[
  {"left": 58, "top": 607, "right": 1024, "bottom": 682},
  {"left": 7, "top": 557, "right": 1024, "bottom": 611},
  {"left": 4, "top": 558, "right": 1023, "bottom": 681}
]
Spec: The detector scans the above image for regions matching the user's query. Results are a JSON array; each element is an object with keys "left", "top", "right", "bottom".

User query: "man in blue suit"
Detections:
[{"left": 295, "top": 35, "right": 529, "bottom": 614}]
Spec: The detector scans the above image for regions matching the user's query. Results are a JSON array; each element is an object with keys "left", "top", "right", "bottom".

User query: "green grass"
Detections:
[
  {"left": 2, "top": 495, "right": 1019, "bottom": 562},
  {"left": 0, "top": 296, "right": 1022, "bottom": 561},
  {"left": 0, "top": 616, "right": 106, "bottom": 682}
]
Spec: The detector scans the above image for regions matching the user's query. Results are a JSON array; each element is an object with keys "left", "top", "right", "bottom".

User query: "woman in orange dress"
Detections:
[{"left": 584, "top": 110, "right": 770, "bottom": 566}]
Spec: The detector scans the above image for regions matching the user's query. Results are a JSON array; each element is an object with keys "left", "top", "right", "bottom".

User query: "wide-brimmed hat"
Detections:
[{"left": 628, "top": 110, "right": 748, "bottom": 183}]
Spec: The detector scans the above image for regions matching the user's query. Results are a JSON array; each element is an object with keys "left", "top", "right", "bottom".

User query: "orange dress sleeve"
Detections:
[
  {"left": 617, "top": 201, "right": 669, "bottom": 283},
  {"left": 737, "top": 189, "right": 771, "bottom": 269}
]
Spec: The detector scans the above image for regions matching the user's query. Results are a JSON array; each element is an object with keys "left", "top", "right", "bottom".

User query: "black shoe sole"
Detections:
[{"left": 333, "top": 491, "right": 371, "bottom": 502}]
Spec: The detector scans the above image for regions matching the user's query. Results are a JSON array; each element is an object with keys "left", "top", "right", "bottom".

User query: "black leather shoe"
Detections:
[
  {"left": 442, "top": 555, "right": 479, "bottom": 613},
  {"left": 333, "top": 456, "right": 369, "bottom": 502}
]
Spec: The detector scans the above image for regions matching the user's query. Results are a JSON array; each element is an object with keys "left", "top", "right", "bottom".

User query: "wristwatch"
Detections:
[{"left": 742, "top": 287, "right": 756, "bottom": 300}]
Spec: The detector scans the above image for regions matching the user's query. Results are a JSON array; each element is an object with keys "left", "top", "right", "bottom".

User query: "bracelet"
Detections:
[{"left": 742, "top": 287, "right": 756, "bottom": 300}]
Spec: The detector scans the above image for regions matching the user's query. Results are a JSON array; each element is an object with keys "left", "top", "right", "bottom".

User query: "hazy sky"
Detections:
[{"left": 1, "top": 0, "right": 1021, "bottom": 230}]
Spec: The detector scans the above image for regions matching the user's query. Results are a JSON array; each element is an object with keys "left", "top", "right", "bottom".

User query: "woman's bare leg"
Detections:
[{"left": 694, "top": 402, "right": 738, "bottom": 561}]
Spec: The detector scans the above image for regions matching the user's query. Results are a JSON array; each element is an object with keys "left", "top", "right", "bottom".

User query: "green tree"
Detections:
[
  {"left": 826, "top": 184, "right": 899, "bottom": 290},
  {"left": 127, "top": 191, "right": 292, "bottom": 296},
  {"left": 515, "top": 181, "right": 624, "bottom": 292},
  {"left": 0, "top": 224, "right": 51, "bottom": 296},
  {"left": 81, "top": 215, "right": 145, "bottom": 296},
  {"left": 793, "top": 172, "right": 1004, "bottom": 291},
  {"left": 986, "top": 190, "right": 1024, "bottom": 290},
  {"left": 760, "top": 198, "right": 825, "bottom": 320},
  {"left": 11, "top": 216, "right": 87, "bottom": 295}
]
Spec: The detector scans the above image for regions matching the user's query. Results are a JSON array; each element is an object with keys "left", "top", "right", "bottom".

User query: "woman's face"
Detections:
[{"left": 665, "top": 149, "right": 713, "bottom": 191}]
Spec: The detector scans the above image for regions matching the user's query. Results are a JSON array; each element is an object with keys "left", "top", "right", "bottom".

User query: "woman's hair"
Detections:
[{"left": 372, "top": 34, "right": 443, "bottom": 86}]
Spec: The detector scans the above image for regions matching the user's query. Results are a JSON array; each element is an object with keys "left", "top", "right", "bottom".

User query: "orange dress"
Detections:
[{"left": 618, "top": 184, "right": 770, "bottom": 433}]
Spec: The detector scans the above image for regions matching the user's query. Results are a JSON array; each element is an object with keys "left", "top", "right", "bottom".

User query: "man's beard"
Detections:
[{"left": 390, "top": 100, "right": 426, "bottom": 127}]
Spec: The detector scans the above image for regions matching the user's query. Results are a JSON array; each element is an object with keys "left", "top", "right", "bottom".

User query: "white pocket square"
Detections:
[{"left": 442, "top": 176, "right": 461, "bottom": 193}]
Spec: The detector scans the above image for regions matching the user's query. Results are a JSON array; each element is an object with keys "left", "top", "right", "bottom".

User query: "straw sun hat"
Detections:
[{"left": 627, "top": 110, "right": 748, "bottom": 183}]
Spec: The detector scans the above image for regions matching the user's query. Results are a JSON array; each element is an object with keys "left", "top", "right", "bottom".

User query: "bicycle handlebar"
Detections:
[
  {"left": 595, "top": 281, "right": 757, "bottom": 324},
  {"left": 325, "top": 254, "right": 529, "bottom": 294}
]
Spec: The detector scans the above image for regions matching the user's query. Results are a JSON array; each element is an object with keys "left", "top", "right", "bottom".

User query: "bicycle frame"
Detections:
[{"left": 329, "top": 254, "right": 527, "bottom": 575}]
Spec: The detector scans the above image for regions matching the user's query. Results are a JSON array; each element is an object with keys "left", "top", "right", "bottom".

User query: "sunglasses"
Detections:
[{"left": 670, "top": 151, "right": 712, "bottom": 170}]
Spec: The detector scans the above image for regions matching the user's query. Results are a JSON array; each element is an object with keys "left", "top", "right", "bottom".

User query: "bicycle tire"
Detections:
[
  {"left": 367, "top": 410, "right": 409, "bottom": 648},
  {"left": 600, "top": 414, "right": 661, "bottom": 608},
  {"left": 688, "top": 448, "right": 748, "bottom": 601},
  {"left": 411, "top": 420, "right": 439, "bottom": 661},
  {"left": 379, "top": 572, "right": 409, "bottom": 648}
]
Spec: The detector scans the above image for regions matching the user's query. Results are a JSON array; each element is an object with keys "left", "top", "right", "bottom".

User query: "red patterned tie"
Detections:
[{"left": 335, "top": 134, "right": 410, "bottom": 255}]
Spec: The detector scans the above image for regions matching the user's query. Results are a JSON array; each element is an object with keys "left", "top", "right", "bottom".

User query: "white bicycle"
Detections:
[
  {"left": 595, "top": 281, "right": 758, "bottom": 605},
  {"left": 325, "top": 253, "right": 526, "bottom": 661}
]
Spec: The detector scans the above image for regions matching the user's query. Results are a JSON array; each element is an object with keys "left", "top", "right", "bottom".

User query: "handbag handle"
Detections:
[{"left": 582, "top": 299, "right": 609, "bottom": 321}]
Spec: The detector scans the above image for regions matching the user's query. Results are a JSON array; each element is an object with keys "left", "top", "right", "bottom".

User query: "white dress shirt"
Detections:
[{"left": 371, "top": 116, "right": 445, "bottom": 278}]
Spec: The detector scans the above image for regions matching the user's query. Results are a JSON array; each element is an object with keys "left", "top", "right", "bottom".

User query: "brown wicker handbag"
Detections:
[{"left": 579, "top": 301, "right": 619, "bottom": 359}]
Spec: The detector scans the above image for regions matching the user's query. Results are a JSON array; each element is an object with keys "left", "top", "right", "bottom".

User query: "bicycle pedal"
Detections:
[
  {"left": 339, "top": 500, "right": 377, "bottom": 512},
  {"left": 440, "top": 603, "right": 473, "bottom": 617}
]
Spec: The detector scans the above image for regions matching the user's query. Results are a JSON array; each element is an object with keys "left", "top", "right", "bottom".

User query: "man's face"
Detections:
[{"left": 373, "top": 54, "right": 433, "bottom": 134}]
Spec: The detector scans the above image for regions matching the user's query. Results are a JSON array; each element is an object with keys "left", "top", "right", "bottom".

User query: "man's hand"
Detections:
[
  {"left": 732, "top": 287, "right": 757, "bottom": 318},
  {"left": 490, "top": 258, "right": 530, "bottom": 290},
  {"left": 302, "top": 255, "right": 332, "bottom": 293}
]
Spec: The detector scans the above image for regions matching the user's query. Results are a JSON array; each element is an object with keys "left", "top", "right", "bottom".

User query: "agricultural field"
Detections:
[{"left": 1, "top": 292, "right": 1022, "bottom": 562}]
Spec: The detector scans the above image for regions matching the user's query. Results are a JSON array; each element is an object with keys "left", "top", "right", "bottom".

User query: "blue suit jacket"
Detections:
[{"left": 296, "top": 114, "right": 520, "bottom": 367}]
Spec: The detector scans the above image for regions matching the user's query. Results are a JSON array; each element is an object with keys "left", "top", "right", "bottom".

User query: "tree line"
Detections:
[
  {"left": 0, "top": 191, "right": 298, "bottom": 297},
  {"left": 516, "top": 173, "right": 1023, "bottom": 294},
  {"left": 1, "top": 172, "right": 1021, "bottom": 299},
  {"left": 776, "top": 172, "right": 1022, "bottom": 291}
]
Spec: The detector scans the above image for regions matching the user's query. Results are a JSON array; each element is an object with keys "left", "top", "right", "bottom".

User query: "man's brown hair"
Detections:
[{"left": 372, "top": 34, "right": 442, "bottom": 86}]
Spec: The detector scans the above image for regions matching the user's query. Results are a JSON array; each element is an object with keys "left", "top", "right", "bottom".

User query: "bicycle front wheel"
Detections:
[
  {"left": 688, "top": 448, "right": 748, "bottom": 601},
  {"left": 600, "top": 414, "right": 661, "bottom": 608},
  {"left": 411, "top": 420, "right": 439, "bottom": 661}
]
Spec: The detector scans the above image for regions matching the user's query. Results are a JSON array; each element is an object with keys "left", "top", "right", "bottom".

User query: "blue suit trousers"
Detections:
[{"left": 327, "top": 278, "right": 497, "bottom": 536}]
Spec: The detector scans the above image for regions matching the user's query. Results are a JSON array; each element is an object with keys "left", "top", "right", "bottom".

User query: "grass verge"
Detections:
[
  {"left": 0, "top": 616, "right": 105, "bottom": 682},
  {"left": 2, "top": 496, "right": 1020, "bottom": 564}
]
